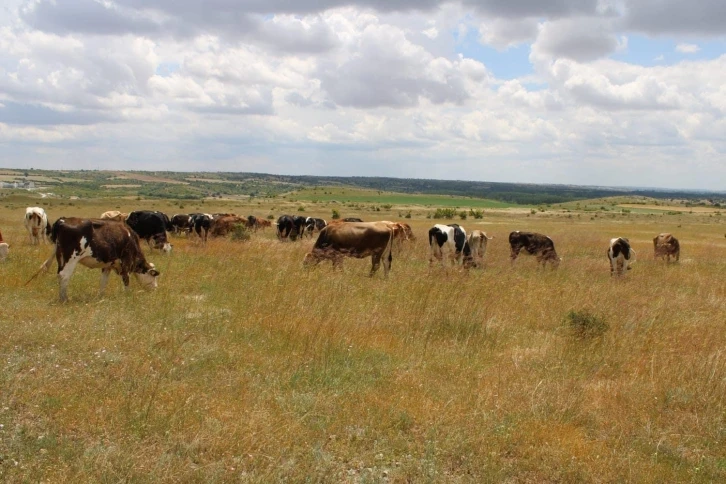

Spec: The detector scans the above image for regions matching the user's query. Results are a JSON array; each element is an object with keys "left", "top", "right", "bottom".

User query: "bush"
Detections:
[
  {"left": 298, "top": 206, "right": 305, "bottom": 212},
  {"left": 332, "top": 209, "right": 340, "bottom": 220},
  {"left": 564, "top": 310, "right": 608, "bottom": 339},
  {"left": 267, "top": 214, "right": 274, "bottom": 220},
  {"left": 469, "top": 209, "right": 484, "bottom": 219},
  {"left": 433, "top": 208, "right": 457, "bottom": 219},
  {"left": 381, "top": 204, "right": 392, "bottom": 209},
  {"left": 404, "top": 211, "right": 412, "bottom": 219},
  {"left": 459, "top": 211, "right": 467, "bottom": 220},
  {"left": 230, "top": 224, "right": 251, "bottom": 242}
]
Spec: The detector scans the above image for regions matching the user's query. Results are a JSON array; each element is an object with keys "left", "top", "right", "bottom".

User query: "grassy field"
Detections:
[{"left": 1, "top": 192, "right": 726, "bottom": 482}]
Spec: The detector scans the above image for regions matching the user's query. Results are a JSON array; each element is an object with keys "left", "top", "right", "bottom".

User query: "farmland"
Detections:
[{"left": 1, "top": 188, "right": 726, "bottom": 482}]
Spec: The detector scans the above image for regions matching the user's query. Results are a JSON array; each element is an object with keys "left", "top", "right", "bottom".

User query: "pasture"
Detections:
[{"left": 1, "top": 192, "right": 725, "bottom": 482}]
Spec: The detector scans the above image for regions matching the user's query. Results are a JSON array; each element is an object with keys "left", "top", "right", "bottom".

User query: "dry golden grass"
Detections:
[{"left": 1, "top": 194, "right": 725, "bottom": 482}]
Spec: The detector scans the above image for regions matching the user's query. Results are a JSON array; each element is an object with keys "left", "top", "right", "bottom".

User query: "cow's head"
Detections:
[
  {"left": 302, "top": 252, "right": 321, "bottom": 266},
  {"left": 134, "top": 261, "right": 160, "bottom": 290}
]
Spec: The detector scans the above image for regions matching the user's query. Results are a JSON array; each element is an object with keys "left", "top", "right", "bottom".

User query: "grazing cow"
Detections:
[
  {"left": 276, "top": 215, "right": 306, "bottom": 241},
  {"left": 246, "top": 215, "right": 259, "bottom": 231},
  {"left": 467, "top": 230, "right": 493, "bottom": 267},
  {"left": 0, "top": 229, "right": 8, "bottom": 261},
  {"left": 38, "top": 217, "right": 160, "bottom": 302},
  {"left": 653, "top": 233, "right": 680, "bottom": 262},
  {"left": 303, "top": 222, "right": 395, "bottom": 277},
  {"left": 210, "top": 215, "right": 247, "bottom": 237},
  {"left": 100, "top": 210, "right": 127, "bottom": 222},
  {"left": 125, "top": 211, "right": 173, "bottom": 253},
  {"left": 509, "top": 231, "right": 561, "bottom": 267},
  {"left": 608, "top": 237, "right": 636, "bottom": 276},
  {"left": 257, "top": 219, "right": 272, "bottom": 230},
  {"left": 190, "top": 213, "right": 213, "bottom": 243},
  {"left": 343, "top": 217, "right": 364, "bottom": 222},
  {"left": 24, "top": 207, "right": 50, "bottom": 245},
  {"left": 428, "top": 224, "right": 473, "bottom": 267},
  {"left": 170, "top": 214, "right": 193, "bottom": 235},
  {"left": 382, "top": 221, "right": 415, "bottom": 243},
  {"left": 304, "top": 217, "right": 328, "bottom": 238}
]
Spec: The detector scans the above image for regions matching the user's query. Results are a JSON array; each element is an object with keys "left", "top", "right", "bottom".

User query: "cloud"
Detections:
[
  {"left": 532, "top": 18, "right": 625, "bottom": 62},
  {"left": 675, "top": 43, "right": 700, "bottom": 54},
  {"left": 478, "top": 18, "right": 539, "bottom": 50}
]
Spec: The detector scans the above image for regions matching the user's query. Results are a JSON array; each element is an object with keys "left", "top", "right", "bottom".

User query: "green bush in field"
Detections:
[
  {"left": 433, "top": 208, "right": 457, "bottom": 219},
  {"left": 332, "top": 209, "right": 340, "bottom": 220},
  {"left": 230, "top": 224, "right": 251, "bottom": 242},
  {"left": 564, "top": 310, "right": 608, "bottom": 339}
]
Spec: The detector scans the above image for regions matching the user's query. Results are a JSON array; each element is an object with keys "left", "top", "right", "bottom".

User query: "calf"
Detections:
[
  {"left": 429, "top": 224, "right": 473, "bottom": 267},
  {"left": 467, "top": 230, "right": 493, "bottom": 267},
  {"left": 125, "top": 211, "right": 173, "bottom": 253},
  {"left": 304, "top": 217, "right": 328, "bottom": 238},
  {"left": 509, "top": 231, "right": 561, "bottom": 267},
  {"left": 39, "top": 217, "right": 160, "bottom": 302},
  {"left": 608, "top": 237, "right": 636, "bottom": 276},
  {"left": 303, "top": 222, "right": 395, "bottom": 277},
  {"left": 0, "top": 229, "right": 8, "bottom": 261},
  {"left": 257, "top": 219, "right": 272, "bottom": 230},
  {"left": 210, "top": 215, "right": 247, "bottom": 237},
  {"left": 653, "top": 233, "right": 680, "bottom": 262},
  {"left": 24, "top": 207, "right": 50, "bottom": 244}
]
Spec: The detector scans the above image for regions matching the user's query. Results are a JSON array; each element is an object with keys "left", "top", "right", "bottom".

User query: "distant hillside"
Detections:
[{"left": 1, "top": 169, "right": 724, "bottom": 206}]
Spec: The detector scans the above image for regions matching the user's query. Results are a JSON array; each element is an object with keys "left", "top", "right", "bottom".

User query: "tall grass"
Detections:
[{"left": 0, "top": 196, "right": 725, "bottom": 481}]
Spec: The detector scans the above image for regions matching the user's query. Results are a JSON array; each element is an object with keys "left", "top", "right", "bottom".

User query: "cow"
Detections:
[
  {"left": 343, "top": 217, "right": 364, "bottom": 222},
  {"left": 304, "top": 217, "right": 327, "bottom": 238},
  {"left": 0, "top": 229, "right": 8, "bottom": 261},
  {"left": 509, "top": 231, "right": 561, "bottom": 267},
  {"left": 24, "top": 207, "right": 50, "bottom": 245},
  {"left": 608, "top": 237, "right": 636, "bottom": 276},
  {"left": 100, "top": 211, "right": 127, "bottom": 222},
  {"left": 125, "top": 211, "right": 173, "bottom": 253},
  {"left": 210, "top": 215, "right": 247, "bottom": 237},
  {"left": 257, "top": 219, "right": 272, "bottom": 231},
  {"left": 653, "top": 233, "right": 680, "bottom": 262},
  {"left": 170, "top": 214, "right": 193, "bottom": 235},
  {"left": 37, "top": 217, "right": 160, "bottom": 302},
  {"left": 428, "top": 224, "right": 473, "bottom": 267},
  {"left": 276, "top": 215, "right": 306, "bottom": 241},
  {"left": 190, "top": 213, "right": 213, "bottom": 243},
  {"left": 246, "top": 215, "right": 259, "bottom": 231},
  {"left": 303, "top": 222, "right": 395, "bottom": 277},
  {"left": 381, "top": 221, "right": 415, "bottom": 243},
  {"left": 467, "top": 230, "right": 493, "bottom": 267}
]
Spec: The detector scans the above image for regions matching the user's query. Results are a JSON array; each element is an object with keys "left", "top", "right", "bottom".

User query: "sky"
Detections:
[{"left": 0, "top": 0, "right": 725, "bottom": 190}]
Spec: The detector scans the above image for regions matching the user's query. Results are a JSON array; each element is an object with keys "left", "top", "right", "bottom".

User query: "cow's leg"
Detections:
[
  {"left": 57, "top": 258, "right": 80, "bottom": 302},
  {"left": 121, "top": 271, "right": 131, "bottom": 290},
  {"left": 370, "top": 254, "right": 381, "bottom": 276},
  {"left": 99, "top": 268, "right": 112, "bottom": 296},
  {"left": 510, "top": 247, "right": 520, "bottom": 264},
  {"left": 382, "top": 250, "right": 392, "bottom": 277}
]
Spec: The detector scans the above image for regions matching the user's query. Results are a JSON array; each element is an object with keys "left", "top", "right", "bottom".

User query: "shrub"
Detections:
[
  {"left": 459, "top": 211, "right": 467, "bottom": 220},
  {"left": 267, "top": 214, "right": 275, "bottom": 220},
  {"left": 433, "top": 208, "right": 457, "bottom": 219},
  {"left": 381, "top": 204, "right": 392, "bottom": 209},
  {"left": 298, "top": 206, "right": 305, "bottom": 212},
  {"left": 564, "top": 310, "right": 608, "bottom": 339},
  {"left": 405, "top": 211, "right": 412, "bottom": 219},
  {"left": 469, "top": 209, "right": 484, "bottom": 219},
  {"left": 332, "top": 209, "right": 340, "bottom": 220},
  {"left": 230, "top": 224, "right": 251, "bottom": 242}
]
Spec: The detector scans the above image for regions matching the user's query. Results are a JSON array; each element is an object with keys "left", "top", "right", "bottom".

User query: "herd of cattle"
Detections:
[{"left": 1, "top": 206, "right": 682, "bottom": 302}]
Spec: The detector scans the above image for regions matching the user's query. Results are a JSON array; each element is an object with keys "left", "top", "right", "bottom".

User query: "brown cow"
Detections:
[
  {"left": 653, "top": 233, "right": 680, "bottom": 262},
  {"left": 303, "top": 222, "right": 395, "bottom": 277},
  {"left": 210, "top": 215, "right": 247, "bottom": 237},
  {"left": 382, "top": 221, "right": 415, "bottom": 242},
  {"left": 100, "top": 210, "right": 128, "bottom": 222},
  {"left": 257, "top": 219, "right": 272, "bottom": 230},
  {"left": 0, "top": 229, "right": 8, "bottom": 261},
  {"left": 38, "top": 217, "right": 160, "bottom": 302},
  {"left": 509, "top": 231, "right": 561, "bottom": 267}
]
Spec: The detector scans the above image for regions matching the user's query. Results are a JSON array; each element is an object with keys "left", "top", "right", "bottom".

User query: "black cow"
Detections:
[
  {"left": 343, "top": 217, "right": 364, "bottom": 222},
  {"left": 125, "top": 211, "right": 172, "bottom": 253},
  {"left": 509, "top": 231, "right": 560, "bottom": 267},
  {"left": 428, "top": 223, "right": 473, "bottom": 267},
  {"left": 170, "top": 214, "right": 193, "bottom": 235},
  {"left": 304, "top": 217, "right": 327, "bottom": 238},
  {"left": 277, "top": 215, "right": 306, "bottom": 241}
]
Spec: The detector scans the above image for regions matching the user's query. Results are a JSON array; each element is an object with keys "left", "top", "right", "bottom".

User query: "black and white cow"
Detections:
[
  {"left": 608, "top": 237, "right": 636, "bottom": 276},
  {"left": 304, "top": 217, "right": 327, "bottom": 238},
  {"left": 428, "top": 224, "right": 473, "bottom": 267},
  {"left": 189, "top": 213, "right": 213, "bottom": 244},
  {"left": 39, "top": 217, "right": 160, "bottom": 302},
  {"left": 25, "top": 207, "right": 51, "bottom": 245},
  {"left": 125, "top": 211, "right": 173, "bottom": 253},
  {"left": 276, "top": 215, "right": 306, "bottom": 241},
  {"left": 170, "top": 214, "right": 193, "bottom": 235}
]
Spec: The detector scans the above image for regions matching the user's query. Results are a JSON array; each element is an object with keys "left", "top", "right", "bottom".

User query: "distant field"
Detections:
[
  {"left": 292, "top": 187, "right": 521, "bottom": 208},
  {"left": 1, "top": 193, "right": 725, "bottom": 481}
]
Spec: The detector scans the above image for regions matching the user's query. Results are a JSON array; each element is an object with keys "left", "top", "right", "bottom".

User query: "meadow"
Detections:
[{"left": 1, "top": 191, "right": 725, "bottom": 482}]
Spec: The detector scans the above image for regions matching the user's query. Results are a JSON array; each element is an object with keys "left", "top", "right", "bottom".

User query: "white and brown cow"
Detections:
[
  {"left": 0, "top": 229, "right": 8, "bottom": 261},
  {"left": 429, "top": 224, "right": 472, "bottom": 267},
  {"left": 303, "top": 221, "right": 395, "bottom": 277},
  {"left": 509, "top": 231, "right": 561, "bottom": 267},
  {"left": 38, "top": 217, "right": 160, "bottom": 302},
  {"left": 653, "top": 233, "right": 680, "bottom": 262},
  {"left": 608, "top": 237, "right": 636, "bottom": 276},
  {"left": 467, "top": 230, "right": 493, "bottom": 267},
  {"left": 100, "top": 210, "right": 128, "bottom": 222},
  {"left": 24, "top": 207, "right": 50, "bottom": 245}
]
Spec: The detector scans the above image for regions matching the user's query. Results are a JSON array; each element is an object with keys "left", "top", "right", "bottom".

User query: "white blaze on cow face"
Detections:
[
  {"left": 161, "top": 242, "right": 172, "bottom": 253},
  {"left": 134, "top": 262, "right": 159, "bottom": 290}
]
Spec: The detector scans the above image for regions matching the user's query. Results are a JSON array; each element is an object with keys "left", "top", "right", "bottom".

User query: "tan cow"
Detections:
[
  {"left": 210, "top": 215, "right": 247, "bottom": 237},
  {"left": 303, "top": 222, "right": 395, "bottom": 277},
  {"left": 653, "top": 233, "right": 680, "bottom": 262},
  {"left": 100, "top": 211, "right": 128, "bottom": 222},
  {"left": 467, "top": 230, "right": 493, "bottom": 267},
  {"left": 0, "top": 229, "right": 8, "bottom": 261}
]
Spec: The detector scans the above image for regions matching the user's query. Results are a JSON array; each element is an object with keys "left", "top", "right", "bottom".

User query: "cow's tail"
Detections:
[
  {"left": 25, "top": 248, "right": 55, "bottom": 286},
  {"left": 385, "top": 225, "right": 395, "bottom": 265}
]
